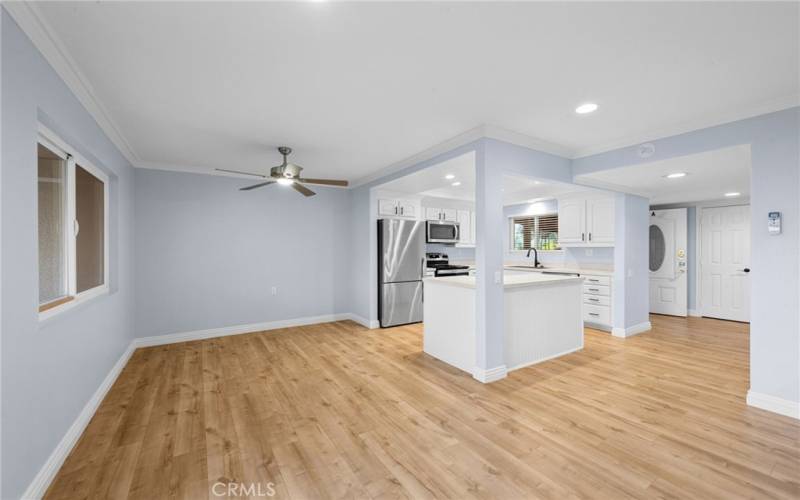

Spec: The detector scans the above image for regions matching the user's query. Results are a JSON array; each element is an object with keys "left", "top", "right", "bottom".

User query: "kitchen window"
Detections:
[
  {"left": 510, "top": 214, "right": 560, "bottom": 251},
  {"left": 38, "top": 125, "right": 109, "bottom": 318}
]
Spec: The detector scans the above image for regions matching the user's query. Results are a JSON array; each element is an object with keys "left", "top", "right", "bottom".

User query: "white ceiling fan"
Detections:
[{"left": 216, "top": 146, "right": 348, "bottom": 196}]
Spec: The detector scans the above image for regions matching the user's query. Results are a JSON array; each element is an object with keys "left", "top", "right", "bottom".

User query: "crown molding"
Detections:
[
  {"left": 350, "top": 124, "right": 576, "bottom": 188},
  {"left": 573, "top": 94, "right": 800, "bottom": 159},
  {"left": 482, "top": 124, "right": 575, "bottom": 159},
  {"left": 349, "top": 126, "right": 487, "bottom": 188},
  {"left": 4, "top": 1, "right": 140, "bottom": 164}
]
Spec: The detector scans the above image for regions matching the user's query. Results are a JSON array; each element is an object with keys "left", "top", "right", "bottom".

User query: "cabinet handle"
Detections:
[
  {"left": 582, "top": 233, "right": 585, "bottom": 241},
  {"left": 394, "top": 206, "right": 398, "bottom": 215},
  {"left": 400, "top": 206, "right": 404, "bottom": 215},
  {"left": 589, "top": 312, "right": 600, "bottom": 317},
  {"left": 588, "top": 279, "right": 599, "bottom": 282},
  {"left": 589, "top": 288, "right": 599, "bottom": 292},
  {"left": 588, "top": 298, "right": 599, "bottom": 302},
  {"left": 589, "top": 232, "right": 592, "bottom": 241}
]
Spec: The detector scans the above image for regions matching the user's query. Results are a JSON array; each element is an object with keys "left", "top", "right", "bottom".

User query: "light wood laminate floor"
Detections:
[{"left": 46, "top": 315, "right": 800, "bottom": 499}]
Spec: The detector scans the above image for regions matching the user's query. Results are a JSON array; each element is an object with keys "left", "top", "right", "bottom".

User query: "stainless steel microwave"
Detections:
[{"left": 426, "top": 220, "right": 460, "bottom": 244}]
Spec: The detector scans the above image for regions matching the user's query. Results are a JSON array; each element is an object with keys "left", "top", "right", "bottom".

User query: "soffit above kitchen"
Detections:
[
  {"left": 576, "top": 144, "right": 751, "bottom": 205},
  {"left": 13, "top": 2, "right": 799, "bottom": 185}
]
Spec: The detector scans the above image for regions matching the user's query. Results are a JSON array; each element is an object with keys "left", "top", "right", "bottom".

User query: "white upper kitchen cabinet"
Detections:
[
  {"left": 558, "top": 198, "right": 586, "bottom": 244},
  {"left": 425, "top": 207, "right": 458, "bottom": 222},
  {"left": 425, "top": 207, "right": 441, "bottom": 220},
  {"left": 398, "top": 200, "right": 417, "bottom": 219},
  {"left": 586, "top": 197, "right": 615, "bottom": 244},
  {"left": 457, "top": 209, "right": 474, "bottom": 246},
  {"left": 378, "top": 197, "right": 418, "bottom": 218},
  {"left": 557, "top": 194, "right": 615, "bottom": 247}
]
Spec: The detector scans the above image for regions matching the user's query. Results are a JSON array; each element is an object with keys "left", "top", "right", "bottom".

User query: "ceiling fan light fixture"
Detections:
[{"left": 277, "top": 178, "right": 294, "bottom": 186}]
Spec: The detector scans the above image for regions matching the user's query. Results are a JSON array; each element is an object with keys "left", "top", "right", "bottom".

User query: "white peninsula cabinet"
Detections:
[{"left": 557, "top": 194, "right": 615, "bottom": 246}]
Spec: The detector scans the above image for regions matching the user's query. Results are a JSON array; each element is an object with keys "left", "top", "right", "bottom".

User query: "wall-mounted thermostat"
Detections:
[{"left": 768, "top": 211, "right": 782, "bottom": 235}]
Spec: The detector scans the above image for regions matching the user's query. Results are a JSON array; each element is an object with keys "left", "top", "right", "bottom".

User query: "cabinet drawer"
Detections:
[
  {"left": 583, "top": 275, "right": 610, "bottom": 286},
  {"left": 583, "top": 284, "right": 610, "bottom": 296},
  {"left": 583, "top": 304, "right": 611, "bottom": 324},
  {"left": 583, "top": 295, "right": 610, "bottom": 307}
]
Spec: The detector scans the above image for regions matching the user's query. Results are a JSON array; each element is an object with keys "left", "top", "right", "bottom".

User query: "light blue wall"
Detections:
[
  {"left": 1, "top": 11, "right": 136, "bottom": 499},
  {"left": 687, "top": 206, "right": 697, "bottom": 311},
  {"left": 576, "top": 108, "right": 800, "bottom": 405},
  {"left": 612, "top": 194, "right": 651, "bottom": 330},
  {"left": 134, "top": 169, "right": 352, "bottom": 337}
]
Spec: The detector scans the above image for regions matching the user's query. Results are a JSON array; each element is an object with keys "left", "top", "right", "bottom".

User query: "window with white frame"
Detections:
[
  {"left": 510, "top": 214, "right": 560, "bottom": 251},
  {"left": 38, "top": 127, "right": 109, "bottom": 314}
]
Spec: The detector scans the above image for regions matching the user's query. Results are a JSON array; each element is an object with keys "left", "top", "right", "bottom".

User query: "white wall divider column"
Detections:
[
  {"left": 612, "top": 193, "right": 652, "bottom": 338},
  {"left": 473, "top": 140, "right": 507, "bottom": 382}
]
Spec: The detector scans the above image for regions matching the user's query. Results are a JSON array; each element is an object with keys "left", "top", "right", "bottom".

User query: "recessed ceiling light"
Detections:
[
  {"left": 451, "top": 181, "right": 462, "bottom": 187},
  {"left": 724, "top": 192, "right": 741, "bottom": 197},
  {"left": 534, "top": 180, "right": 541, "bottom": 185},
  {"left": 664, "top": 172, "right": 687, "bottom": 179},
  {"left": 445, "top": 174, "right": 455, "bottom": 180},
  {"left": 277, "top": 178, "right": 294, "bottom": 185},
  {"left": 575, "top": 103, "right": 598, "bottom": 114}
]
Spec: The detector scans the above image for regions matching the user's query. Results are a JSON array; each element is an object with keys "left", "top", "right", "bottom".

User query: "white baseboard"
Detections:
[
  {"left": 22, "top": 343, "right": 136, "bottom": 500},
  {"left": 133, "top": 313, "right": 357, "bottom": 347},
  {"left": 23, "top": 312, "right": 377, "bottom": 498},
  {"left": 612, "top": 321, "right": 652, "bottom": 338},
  {"left": 688, "top": 309, "right": 702, "bottom": 317},
  {"left": 747, "top": 391, "right": 800, "bottom": 419},
  {"left": 506, "top": 346, "right": 584, "bottom": 373},
  {"left": 347, "top": 313, "right": 379, "bottom": 329},
  {"left": 472, "top": 364, "right": 508, "bottom": 383}
]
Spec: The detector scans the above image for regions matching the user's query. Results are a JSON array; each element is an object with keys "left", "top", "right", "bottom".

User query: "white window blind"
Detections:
[{"left": 511, "top": 214, "right": 559, "bottom": 251}]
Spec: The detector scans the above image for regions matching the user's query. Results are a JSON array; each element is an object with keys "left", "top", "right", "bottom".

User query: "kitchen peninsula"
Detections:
[{"left": 423, "top": 272, "right": 584, "bottom": 379}]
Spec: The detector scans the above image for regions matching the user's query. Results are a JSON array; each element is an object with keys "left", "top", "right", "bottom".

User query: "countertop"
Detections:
[
  {"left": 448, "top": 261, "right": 615, "bottom": 277},
  {"left": 424, "top": 273, "right": 584, "bottom": 290}
]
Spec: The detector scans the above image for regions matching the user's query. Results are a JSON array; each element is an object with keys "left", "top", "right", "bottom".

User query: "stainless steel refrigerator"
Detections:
[{"left": 378, "top": 218, "right": 426, "bottom": 327}]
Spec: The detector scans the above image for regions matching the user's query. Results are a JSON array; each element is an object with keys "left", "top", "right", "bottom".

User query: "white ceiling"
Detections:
[
  {"left": 377, "top": 152, "right": 587, "bottom": 205},
  {"left": 576, "top": 144, "right": 751, "bottom": 205},
  {"left": 21, "top": 2, "right": 800, "bottom": 184}
]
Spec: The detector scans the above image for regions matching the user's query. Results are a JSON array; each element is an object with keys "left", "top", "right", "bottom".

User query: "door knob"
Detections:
[{"left": 742, "top": 268, "right": 750, "bottom": 273}]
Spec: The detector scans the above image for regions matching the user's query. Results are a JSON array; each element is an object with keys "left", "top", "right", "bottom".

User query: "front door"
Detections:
[
  {"left": 649, "top": 208, "right": 688, "bottom": 317},
  {"left": 700, "top": 205, "right": 751, "bottom": 322}
]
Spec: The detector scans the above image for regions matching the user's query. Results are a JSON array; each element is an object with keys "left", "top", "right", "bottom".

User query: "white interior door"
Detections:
[
  {"left": 700, "top": 205, "right": 751, "bottom": 322},
  {"left": 649, "top": 208, "right": 688, "bottom": 316}
]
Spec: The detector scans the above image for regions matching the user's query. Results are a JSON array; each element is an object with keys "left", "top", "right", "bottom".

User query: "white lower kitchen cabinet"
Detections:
[{"left": 582, "top": 273, "right": 613, "bottom": 331}]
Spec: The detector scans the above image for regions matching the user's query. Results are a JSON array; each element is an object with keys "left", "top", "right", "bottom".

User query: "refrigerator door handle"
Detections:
[{"left": 421, "top": 257, "right": 425, "bottom": 278}]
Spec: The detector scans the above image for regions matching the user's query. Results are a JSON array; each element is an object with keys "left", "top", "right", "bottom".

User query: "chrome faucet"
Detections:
[{"left": 526, "top": 247, "right": 542, "bottom": 268}]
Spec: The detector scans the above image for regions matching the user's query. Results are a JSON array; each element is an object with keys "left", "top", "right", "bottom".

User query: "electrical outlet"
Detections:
[
  {"left": 271, "top": 286, "right": 277, "bottom": 296},
  {"left": 585, "top": 248, "right": 593, "bottom": 257}
]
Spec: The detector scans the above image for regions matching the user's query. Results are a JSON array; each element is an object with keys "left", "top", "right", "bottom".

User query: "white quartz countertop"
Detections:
[
  {"left": 448, "top": 261, "right": 614, "bottom": 277},
  {"left": 503, "top": 265, "right": 614, "bottom": 277},
  {"left": 424, "top": 273, "right": 584, "bottom": 290}
]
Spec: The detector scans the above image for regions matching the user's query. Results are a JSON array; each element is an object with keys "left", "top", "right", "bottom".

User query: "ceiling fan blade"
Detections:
[
  {"left": 239, "top": 181, "right": 275, "bottom": 191},
  {"left": 296, "top": 178, "right": 349, "bottom": 187},
  {"left": 292, "top": 182, "right": 316, "bottom": 197},
  {"left": 216, "top": 168, "right": 266, "bottom": 178}
]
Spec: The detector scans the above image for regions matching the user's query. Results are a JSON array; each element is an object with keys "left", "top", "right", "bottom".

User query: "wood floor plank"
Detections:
[{"left": 45, "top": 315, "right": 800, "bottom": 499}]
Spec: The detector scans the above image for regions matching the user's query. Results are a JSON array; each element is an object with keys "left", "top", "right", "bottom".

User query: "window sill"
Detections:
[{"left": 38, "top": 285, "right": 109, "bottom": 322}]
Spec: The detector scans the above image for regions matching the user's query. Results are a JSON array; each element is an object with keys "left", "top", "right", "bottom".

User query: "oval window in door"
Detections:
[{"left": 649, "top": 224, "right": 666, "bottom": 272}]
